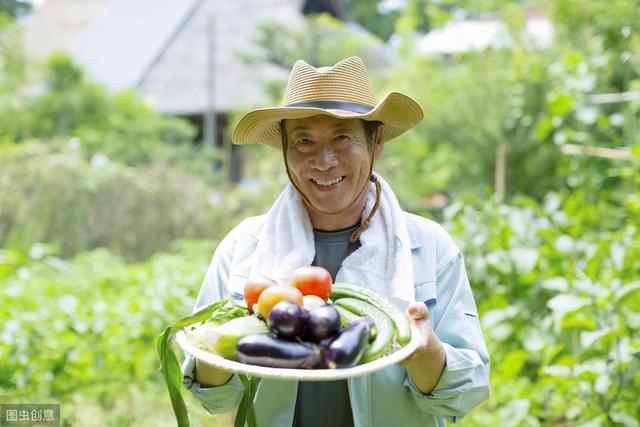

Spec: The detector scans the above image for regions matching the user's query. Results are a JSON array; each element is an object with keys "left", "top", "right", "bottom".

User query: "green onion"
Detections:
[{"left": 156, "top": 301, "right": 258, "bottom": 427}]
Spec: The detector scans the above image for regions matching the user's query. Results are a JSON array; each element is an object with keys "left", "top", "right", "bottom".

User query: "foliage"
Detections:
[
  {"left": 0, "top": 0, "right": 30, "bottom": 19},
  {"left": 377, "top": 1, "right": 640, "bottom": 208},
  {"left": 0, "top": 141, "right": 280, "bottom": 261},
  {"left": 250, "top": 13, "right": 385, "bottom": 69},
  {"left": 0, "top": 52, "right": 197, "bottom": 166},
  {"left": 378, "top": 47, "right": 561, "bottom": 204},
  {"left": 446, "top": 169, "right": 640, "bottom": 425},
  {"left": 0, "top": 13, "right": 26, "bottom": 88},
  {"left": 0, "top": 240, "right": 231, "bottom": 426},
  {"left": 241, "top": 13, "right": 388, "bottom": 103},
  {"left": 345, "top": 0, "right": 533, "bottom": 41}
]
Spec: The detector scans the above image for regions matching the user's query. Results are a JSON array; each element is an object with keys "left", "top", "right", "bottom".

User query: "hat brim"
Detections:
[{"left": 232, "top": 92, "right": 423, "bottom": 148}]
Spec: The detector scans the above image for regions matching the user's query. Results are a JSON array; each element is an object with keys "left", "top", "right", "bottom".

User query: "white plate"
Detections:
[{"left": 176, "top": 323, "right": 421, "bottom": 381}]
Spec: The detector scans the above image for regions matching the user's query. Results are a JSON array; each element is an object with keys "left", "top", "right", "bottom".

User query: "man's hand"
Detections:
[{"left": 399, "top": 302, "right": 446, "bottom": 394}]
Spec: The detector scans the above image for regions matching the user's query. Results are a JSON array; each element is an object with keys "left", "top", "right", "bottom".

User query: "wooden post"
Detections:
[
  {"left": 560, "top": 144, "right": 633, "bottom": 160},
  {"left": 583, "top": 91, "right": 640, "bottom": 104},
  {"left": 495, "top": 143, "right": 506, "bottom": 202},
  {"left": 204, "top": 14, "right": 216, "bottom": 149}
]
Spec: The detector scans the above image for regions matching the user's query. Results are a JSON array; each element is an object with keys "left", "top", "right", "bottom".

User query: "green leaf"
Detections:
[
  {"left": 614, "top": 282, "right": 640, "bottom": 311},
  {"left": 548, "top": 93, "right": 574, "bottom": 117},
  {"left": 561, "top": 315, "right": 597, "bottom": 330},
  {"left": 236, "top": 374, "right": 260, "bottom": 427},
  {"left": 541, "top": 365, "right": 572, "bottom": 378},
  {"left": 581, "top": 328, "right": 611, "bottom": 348},
  {"left": 498, "top": 350, "right": 530, "bottom": 381},
  {"left": 510, "top": 247, "right": 538, "bottom": 274},
  {"left": 610, "top": 410, "right": 640, "bottom": 427},
  {"left": 155, "top": 301, "right": 244, "bottom": 427},
  {"left": 547, "top": 294, "right": 590, "bottom": 316}
]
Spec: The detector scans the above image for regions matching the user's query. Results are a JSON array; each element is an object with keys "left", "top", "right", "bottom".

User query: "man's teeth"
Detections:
[{"left": 313, "top": 176, "right": 344, "bottom": 186}]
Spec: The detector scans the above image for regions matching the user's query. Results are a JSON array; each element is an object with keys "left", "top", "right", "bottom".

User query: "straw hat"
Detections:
[{"left": 232, "top": 56, "right": 424, "bottom": 148}]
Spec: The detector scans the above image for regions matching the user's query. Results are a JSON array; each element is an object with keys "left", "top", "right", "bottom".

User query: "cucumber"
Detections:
[
  {"left": 334, "top": 298, "right": 394, "bottom": 363},
  {"left": 331, "top": 282, "right": 412, "bottom": 346},
  {"left": 334, "top": 304, "right": 377, "bottom": 340},
  {"left": 334, "top": 304, "right": 362, "bottom": 327}
]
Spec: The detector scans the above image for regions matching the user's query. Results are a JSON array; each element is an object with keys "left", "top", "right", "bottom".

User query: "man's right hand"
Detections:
[{"left": 195, "top": 359, "right": 233, "bottom": 387}]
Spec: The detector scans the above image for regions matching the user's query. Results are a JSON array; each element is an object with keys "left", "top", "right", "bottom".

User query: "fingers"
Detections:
[{"left": 406, "top": 301, "right": 429, "bottom": 321}]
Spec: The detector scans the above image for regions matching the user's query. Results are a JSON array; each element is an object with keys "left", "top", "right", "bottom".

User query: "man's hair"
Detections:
[
  {"left": 280, "top": 119, "right": 382, "bottom": 152},
  {"left": 362, "top": 120, "right": 382, "bottom": 151}
]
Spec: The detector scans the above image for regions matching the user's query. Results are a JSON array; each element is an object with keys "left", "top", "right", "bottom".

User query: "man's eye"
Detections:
[
  {"left": 296, "top": 138, "right": 313, "bottom": 145},
  {"left": 334, "top": 134, "right": 350, "bottom": 142}
]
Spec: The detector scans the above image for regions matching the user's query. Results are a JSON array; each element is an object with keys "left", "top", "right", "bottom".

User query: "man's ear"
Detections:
[{"left": 373, "top": 124, "right": 384, "bottom": 161}]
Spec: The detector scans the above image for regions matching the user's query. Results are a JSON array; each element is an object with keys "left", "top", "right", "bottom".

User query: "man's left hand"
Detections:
[{"left": 399, "top": 302, "right": 446, "bottom": 394}]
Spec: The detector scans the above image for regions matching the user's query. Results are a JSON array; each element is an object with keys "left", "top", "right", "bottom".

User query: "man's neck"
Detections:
[
  {"left": 307, "top": 209, "right": 362, "bottom": 231},
  {"left": 305, "top": 195, "right": 367, "bottom": 231}
]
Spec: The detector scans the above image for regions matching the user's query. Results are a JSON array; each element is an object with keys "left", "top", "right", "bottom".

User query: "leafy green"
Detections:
[
  {"left": 155, "top": 301, "right": 246, "bottom": 427},
  {"left": 235, "top": 375, "right": 261, "bottom": 427}
]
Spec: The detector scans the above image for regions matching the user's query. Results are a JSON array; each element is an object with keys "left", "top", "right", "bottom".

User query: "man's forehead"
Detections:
[{"left": 284, "top": 116, "right": 361, "bottom": 133}]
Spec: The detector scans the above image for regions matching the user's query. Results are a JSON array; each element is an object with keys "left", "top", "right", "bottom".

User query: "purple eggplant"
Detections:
[
  {"left": 306, "top": 305, "right": 341, "bottom": 342},
  {"left": 236, "top": 334, "right": 322, "bottom": 369},
  {"left": 268, "top": 301, "right": 305, "bottom": 338},
  {"left": 323, "top": 318, "right": 372, "bottom": 369}
]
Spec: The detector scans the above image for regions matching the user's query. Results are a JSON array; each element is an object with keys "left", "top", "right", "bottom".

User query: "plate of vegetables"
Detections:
[
  {"left": 157, "top": 266, "right": 420, "bottom": 427},
  {"left": 175, "top": 266, "right": 421, "bottom": 381}
]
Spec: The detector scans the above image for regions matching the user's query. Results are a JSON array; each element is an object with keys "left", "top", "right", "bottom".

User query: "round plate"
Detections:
[{"left": 176, "top": 323, "right": 421, "bottom": 381}]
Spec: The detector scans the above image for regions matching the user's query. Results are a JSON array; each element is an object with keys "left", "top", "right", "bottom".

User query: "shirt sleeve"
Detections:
[
  {"left": 180, "top": 230, "right": 245, "bottom": 414},
  {"left": 404, "top": 252, "right": 490, "bottom": 422}
]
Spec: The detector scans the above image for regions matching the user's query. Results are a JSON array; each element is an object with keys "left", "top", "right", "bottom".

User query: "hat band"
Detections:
[{"left": 285, "top": 100, "right": 374, "bottom": 114}]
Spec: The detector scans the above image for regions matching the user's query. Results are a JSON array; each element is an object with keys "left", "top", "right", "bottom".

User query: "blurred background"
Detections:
[{"left": 1, "top": 0, "right": 638, "bottom": 425}]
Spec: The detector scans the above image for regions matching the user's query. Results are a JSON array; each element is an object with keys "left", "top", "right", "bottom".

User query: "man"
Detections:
[{"left": 182, "top": 57, "right": 490, "bottom": 426}]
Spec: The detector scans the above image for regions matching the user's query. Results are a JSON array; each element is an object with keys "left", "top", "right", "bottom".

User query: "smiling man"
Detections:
[{"left": 182, "top": 57, "right": 490, "bottom": 427}]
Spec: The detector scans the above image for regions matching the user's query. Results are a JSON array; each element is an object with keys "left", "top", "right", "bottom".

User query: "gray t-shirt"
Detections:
[{"left": 292, "top": 223, "right": 361, "bottom": 427}]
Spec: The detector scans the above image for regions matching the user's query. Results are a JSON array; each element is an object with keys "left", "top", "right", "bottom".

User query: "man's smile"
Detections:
[{"left": 310, "top": 176, "right": 345, "bottom": 188}]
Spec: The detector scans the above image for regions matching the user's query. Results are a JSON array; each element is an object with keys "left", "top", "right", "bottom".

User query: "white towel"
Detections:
[{"left": 249, "top": 173, "right": 415, "bottom": 306}]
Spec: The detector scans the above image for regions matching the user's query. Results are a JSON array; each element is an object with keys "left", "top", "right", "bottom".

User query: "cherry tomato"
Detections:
[
  {"left": 291, "top": 266, "right": 332, "bottom": 301},
  {"left": 244, "top": 276, "right": 276, "bottom": 314},
  {"left": 257, "top": 286, "right": 303, "bottom": 320}
]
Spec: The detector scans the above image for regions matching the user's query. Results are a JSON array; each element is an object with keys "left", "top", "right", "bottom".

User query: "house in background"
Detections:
[
  {"left": 416, "top": 7, "right": 554, "bottom": 56},
  {"left": 21, "top": 0, "right": 305, "bottom": 182}
]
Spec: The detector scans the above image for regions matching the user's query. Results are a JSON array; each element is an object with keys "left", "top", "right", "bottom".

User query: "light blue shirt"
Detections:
[{"left": 182, "top": 212, "right": 490, "bottom": 426}]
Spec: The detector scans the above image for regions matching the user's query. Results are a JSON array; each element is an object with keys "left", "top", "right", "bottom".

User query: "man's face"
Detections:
[{"left": 284, "top": 115, "right": 382, "bottom": 227}]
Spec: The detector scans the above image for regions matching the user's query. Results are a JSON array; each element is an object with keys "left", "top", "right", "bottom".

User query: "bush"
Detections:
[
  {"left": 0, "top": 240, "right": 230, "bottom": 426},
  {"left": 446, "top": 182, "right": 640, "bottom": 426},
  {"left": 0, "top": 52, "right": 197, "bottom": 166},
  {"left": 380, "top": 49, "right": 562, "bottom": 202},
  {"left": 0, "top": 142, "right": 220, "bottom": 260}
]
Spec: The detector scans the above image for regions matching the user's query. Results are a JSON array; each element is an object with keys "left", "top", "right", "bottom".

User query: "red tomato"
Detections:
[
  {"left": 243, "top": 276, "right": 276, "bottom": 314},
  {"left": 291, "top": 266, "right": 332, "bottom": 301},
  {"left": 257, "top": 286, "right": 303, "bottom": 319}
]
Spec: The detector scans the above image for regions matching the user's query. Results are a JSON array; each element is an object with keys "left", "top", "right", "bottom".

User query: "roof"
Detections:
[
  {"left": 137, "top": 0, "right": 303, "bottom": 115},
  {"left": 21, "top": 0, "right": 108, "bottom": 60},
  {"left": 21, "top": 0, "right": 304, "bottom": 114},
  {"left": 69, "top": 0, "right": 201, "bottom": 94},
  {"left": 416, "top": 16, "right": 554, "bottom": 55}
]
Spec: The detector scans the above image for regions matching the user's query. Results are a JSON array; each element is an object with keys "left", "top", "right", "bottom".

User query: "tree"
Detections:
[{"left": 0, "top": 0, "right": 30, "bottom": 19}]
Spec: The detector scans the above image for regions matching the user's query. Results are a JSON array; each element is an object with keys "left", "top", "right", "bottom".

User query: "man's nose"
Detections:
[{"left": 312, "top": 145, "right": 338, "bottom": 170}]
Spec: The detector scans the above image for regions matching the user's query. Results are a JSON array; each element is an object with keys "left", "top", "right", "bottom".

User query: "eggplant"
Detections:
[
  {"left": 306, "top": 305, "right": 341, "bottom": 342},
  {"left": 323, "top": 318, "right": 372, "bottom": 369},
  {"left": 268, "top": 301, "right": 305, "bottom": 338},
  {"left": 236, "top": 334, "right": 322, "bottom": 369}
]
